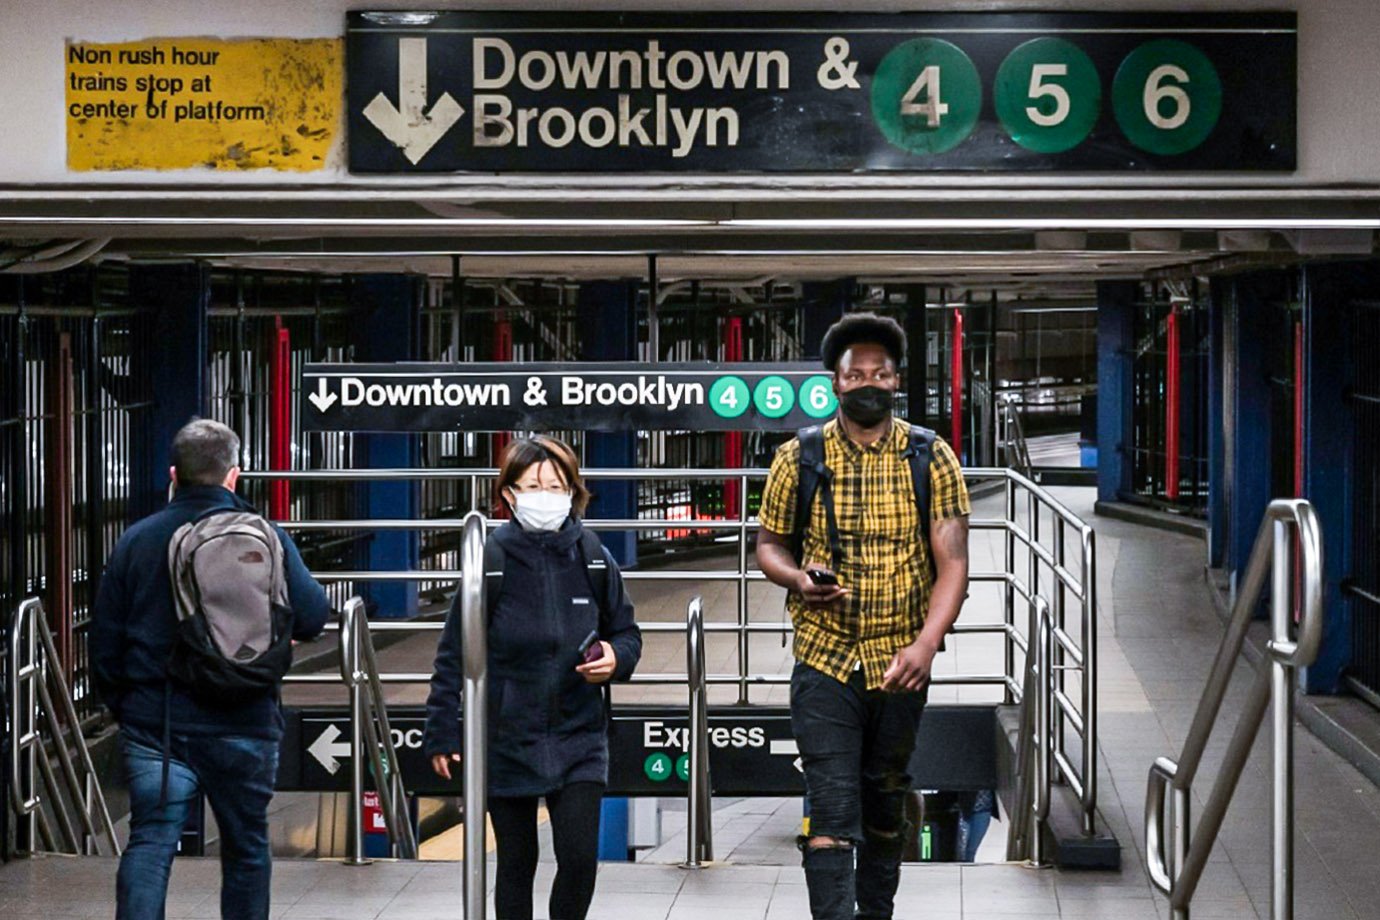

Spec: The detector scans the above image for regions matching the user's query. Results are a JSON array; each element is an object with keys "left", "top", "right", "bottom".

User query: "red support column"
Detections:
[
  {"left": 269, "top": 321, "right": 291, "bottom": 521},
  {"left": 1164, "top": 306, "right": 1181, "bottom": 501},
  {"left": 950, "top": 309, "right": 964, "bottom": 458},
  {"left": 724, "top": 316, "right": 744, "bottom": 519}
]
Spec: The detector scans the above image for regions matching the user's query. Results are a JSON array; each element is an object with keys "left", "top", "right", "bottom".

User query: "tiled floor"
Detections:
[{"left": 6, "top": 485, "right": 1380, "bottom": 919}]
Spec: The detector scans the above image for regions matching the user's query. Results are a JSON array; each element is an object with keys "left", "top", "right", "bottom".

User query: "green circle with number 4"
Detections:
[
  {"left": 709, "top": 376, "right": 750, "bottom": 419},
  {"left": 753, "top": 375, "right": 796, "bottom": 419},
  {"left": 1112, "top": 39, "right": 1221, "bottom": 156},
  {"left": 644, "top": 752, "right": 673, "bottom": 782},
  {"left": 675, "top": 753, "right": 691, "bottom": 781},
  {"left": 871, "top": 38, "right": 981, "bottom": 155},
  {"left": 995, "top": 38, "right": 1101, "bottom": 154},
  {"left": 798, "top": 375, "right": 838, "bottom": 419}
]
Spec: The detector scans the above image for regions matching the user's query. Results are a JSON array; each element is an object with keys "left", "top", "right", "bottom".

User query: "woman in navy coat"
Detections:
[{"left": 425, "top": 436, "right": 641, "bottom": 920}]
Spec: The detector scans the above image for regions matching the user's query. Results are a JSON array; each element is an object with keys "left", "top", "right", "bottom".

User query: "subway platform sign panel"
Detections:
[
  {"left": 300, "top": 362, "right": 840, "bottom": 432},
  {"left": 347, "top": 10, "right": 1295, "bottom": 172}
]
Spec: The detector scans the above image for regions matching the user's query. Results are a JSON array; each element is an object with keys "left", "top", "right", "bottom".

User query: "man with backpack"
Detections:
[
  {"left": 91, "top": 419, "right": 330, "bottom": 920},
  {"left": 756, "top": 312, "right": 971, "bottom": 920}
]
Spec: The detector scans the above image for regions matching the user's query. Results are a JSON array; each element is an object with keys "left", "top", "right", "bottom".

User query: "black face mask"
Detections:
[{"left": 838, "top": 386, "right": 895, "bottom": 427}]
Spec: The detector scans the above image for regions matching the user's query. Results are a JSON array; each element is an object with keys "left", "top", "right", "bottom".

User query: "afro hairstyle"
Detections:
[{"left": 820, "top": 311, "right": 907, "bottom": 372}]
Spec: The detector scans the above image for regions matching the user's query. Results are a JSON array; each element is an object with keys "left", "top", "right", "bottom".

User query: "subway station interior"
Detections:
[{"left": 5, "top": 3, "right": 1380, "bottom": 920}]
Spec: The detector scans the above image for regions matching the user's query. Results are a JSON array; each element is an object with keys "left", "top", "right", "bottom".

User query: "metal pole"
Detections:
[
  {"left": 461, "top": 512, "right": 489, "bottom": 920},
  {"left": 342, "top": 601, "right": 369, "bottom": 867},
  {"left": 686, "top": 597, "right": 703, "bottom": 868},
  {"left": 1082, "top": 528, "right": 1099, "bottom": 837},
  {"left": 1004, "top": 475, "right": 1016, "bottom": 705},
  {"left": 738, "top": 473, "right": 750, "bottom": 705},
  {"left": 1271, "top": 520, "right": 1293, "bottom": 920},
  {"left": 647, "top": 254, "right": 659, "bottom": 362}
]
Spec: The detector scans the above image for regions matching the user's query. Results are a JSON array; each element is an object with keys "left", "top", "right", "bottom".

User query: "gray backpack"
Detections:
[{"left": 167, "top": 508, "right": 294, "bottom": 703}]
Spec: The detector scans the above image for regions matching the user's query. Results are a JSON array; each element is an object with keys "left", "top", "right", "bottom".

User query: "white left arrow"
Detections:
[
  {"left": 308, "top": 724, "right": 352, "bottom": 774},
  {"left": 363, "top": 37, "right": 464, "bottom": 164},
  {"left": 307, "top": 378, "right": 338, "bottom": 413}
]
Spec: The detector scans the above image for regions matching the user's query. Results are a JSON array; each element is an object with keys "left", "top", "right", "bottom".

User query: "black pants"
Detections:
[
  {"left": 488, "top": 782, "right": 603, "bottom": 920},
  {"left": 790, "top": 662, "right": 928, "bottom": 920}
]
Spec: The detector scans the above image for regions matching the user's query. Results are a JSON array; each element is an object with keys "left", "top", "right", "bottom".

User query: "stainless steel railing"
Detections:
[
  {"left": 8, "top": 597, "right": 121, "bottom": 857},
  {"left": 1006, "top": 595, "right": 1053, "bottom": 865},
  {"left": 683, "top": 596, "right": 713, "bottom": 869},
  {"left": 460, "top": 511, "right": 489, "bottom": 920},
  {"left": 249, "top": 463, "right": 1100, "bottom": 837},
  {"left": 1145, "top": 499, "right": 1324, "bottom": 920},
  {"left": 338, "top": 597, "right": 418, "bottom": 864},
  {"left": 997, "top": 398, "right": 1034, "bottom": 479}
]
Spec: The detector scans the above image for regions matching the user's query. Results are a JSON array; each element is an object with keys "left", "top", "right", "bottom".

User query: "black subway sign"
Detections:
[
  {"left": 301, "top": 362, "right": 839, "bottom": 432},
  {"left": 347, "top": 11, "right": 1295, "bottom": 172}
]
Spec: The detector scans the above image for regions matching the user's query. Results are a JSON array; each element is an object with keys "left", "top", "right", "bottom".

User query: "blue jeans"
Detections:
[
  {"left": 790, "top": 662, "right": 928, "bottom": 920},
  {"left": 117, "top": 724, "right": 279, "bottom": 920}
]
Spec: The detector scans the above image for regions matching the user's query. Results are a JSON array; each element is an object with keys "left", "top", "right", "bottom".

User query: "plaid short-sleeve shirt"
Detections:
[{"left": 759, "top": 418, "right": 970, "bottom": 689}]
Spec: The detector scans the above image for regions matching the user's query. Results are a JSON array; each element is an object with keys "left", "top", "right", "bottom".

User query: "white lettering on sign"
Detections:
[
  {"left": 332, "top": 377, "right": 513, "bottom": 409},
  {"left": 642, "top": 720, "right": 767, "bottom": 752},
  {"left": 561, "top": 376, "right": 705, "bottom": 411},
  {"left": 473, "top": 38, "right": 789, "bottom": 92}
]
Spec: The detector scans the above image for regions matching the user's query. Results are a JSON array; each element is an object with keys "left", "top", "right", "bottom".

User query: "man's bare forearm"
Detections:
[
  {"left": 756, "top": 532, "right": 803, "bottom": 590},
  {"left": 916, "top": 517, "right": 969, "bottom": 649}
]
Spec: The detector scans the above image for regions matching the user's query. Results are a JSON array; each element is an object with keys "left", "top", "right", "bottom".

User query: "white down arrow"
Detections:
[
  {"left": 307, "top": 378, "right": 338, "bottom": 413},
  {"left": 308, "top": 724, "right": 353, "bottom": 774},
  {"left": 363, "top": 37, "right": 464, "bottom": 164}
]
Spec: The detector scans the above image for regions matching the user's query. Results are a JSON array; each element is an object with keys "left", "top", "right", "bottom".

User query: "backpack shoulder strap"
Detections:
[
  {"left": 576, "top": 529, "right": 611, "bottom": 622},
  {"left": 903, "top": 424, "right": 938, "bottom": 573},
  {"left": 482, "top": 536, "right": 506, "bottom": 621},
  {"left": 793, "top": 426, "right": 841, "bottom": 568}
]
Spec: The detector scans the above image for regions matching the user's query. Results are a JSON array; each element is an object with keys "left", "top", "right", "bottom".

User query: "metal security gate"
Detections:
[
  {"left": 1129, "top": 284, "right": 1211, "bottom": 514},
  {"left": 205, "top": 272, "right": 362, "bottom": 611},
  {"left": 1346, "top": 302, "right": 1380, "bottom": 706},
  {"left": 1, "top": 270, "right": 158, "bottom": 725}
]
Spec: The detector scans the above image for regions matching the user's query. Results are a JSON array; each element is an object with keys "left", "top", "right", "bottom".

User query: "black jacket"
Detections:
[
  {"left": 424, "top": 518, "right": 641, "bottom": 797},
  {"left": 90, "top": 485, "right": 331, "bottom": 739}
]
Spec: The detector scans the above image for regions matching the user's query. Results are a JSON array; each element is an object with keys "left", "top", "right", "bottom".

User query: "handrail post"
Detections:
[
  {"left": 1270, "top": 519, "right": 1293, "bottom": 920},
  {"left": 737, "top": 473, "right": 750, "bottom": 705},
  {"left": 1081, "top": 527, "right": 1098, "bottom": 836},
  {"left": 461, "top": 512, "right": 489, "bottom": 920},
  {"left": 1003, "top": 473, "right": 1016, "bottom": 705},
  {"left": 684, "top": 596, "right": 712, "bottom": 868},
  {"left": 341, "top": 599, "right": 369, "bottom": 866}
]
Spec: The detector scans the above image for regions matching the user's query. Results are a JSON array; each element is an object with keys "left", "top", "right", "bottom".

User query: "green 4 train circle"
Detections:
[{"left": 870, "top": 37, "right": 1223, "bottom": 157}]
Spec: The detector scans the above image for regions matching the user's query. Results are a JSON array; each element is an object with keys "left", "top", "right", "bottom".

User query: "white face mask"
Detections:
[{"left": 511, "top": 490, "right": 572, "bottom": 532}]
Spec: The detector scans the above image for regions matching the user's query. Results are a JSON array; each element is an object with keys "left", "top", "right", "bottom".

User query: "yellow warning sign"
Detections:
[{"left": 65, "top": 38, "right": 342, "bottom": 171}]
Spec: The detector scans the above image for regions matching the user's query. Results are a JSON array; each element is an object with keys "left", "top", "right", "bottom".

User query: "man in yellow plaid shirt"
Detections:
[{"left": 757, "top": 313, "right": 970, "bottom": 920}]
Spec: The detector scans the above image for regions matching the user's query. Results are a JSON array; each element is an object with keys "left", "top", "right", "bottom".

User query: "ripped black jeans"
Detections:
[{"left": 790, "top": 661, "right": 928, "bottom": 920}]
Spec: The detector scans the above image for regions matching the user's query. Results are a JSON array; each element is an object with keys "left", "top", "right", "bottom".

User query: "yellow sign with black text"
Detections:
[{"left": 65, "top": 38, "right": 342, "bottom": 171}]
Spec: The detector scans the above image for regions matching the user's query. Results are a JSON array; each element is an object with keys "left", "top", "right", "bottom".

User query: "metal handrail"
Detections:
[
  {"left": 1007, "top": 595, "right": 1053, "bottom": 865},
  {"left": 253, "top": 462, "right": 1099, "bottom": 836},
  {"left": 337, "top": 597, "right": 418, "bottom": 864},
  {"left": 460, "top": 511, "right": 488, "bottom": 920},
  {"left": 1145, "top": 499, "right": 1324, "bottom": 920},
  {"left": 997, "top": 398, "right": 1034, "bottom": 478},
  {"left": 684, "top": 596, "right": 713, "bottom": 869},
  {"left": 8, "top": 597, "right": 121, "bottom": 857}
]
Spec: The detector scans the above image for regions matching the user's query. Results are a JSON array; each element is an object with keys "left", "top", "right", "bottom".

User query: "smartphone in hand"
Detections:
[
  {"left": 577, "top": 629, "right": 604, "bottom": 663},
  {"left": 806, "top": 568, "right": 840, "bottom": 587}
]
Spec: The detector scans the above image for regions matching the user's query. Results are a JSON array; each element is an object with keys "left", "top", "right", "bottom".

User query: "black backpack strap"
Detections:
[
  {"left": 574, "top": 527, "right": 615, "bottom": 717},
  {"left": 903, "top": 424, "right": 938, "bottom": 580},
  {"left": 794, "top": 426, "right": 842, "bottom": 571},
  {"left": 482, "top": 537, "right": 506, "bottom": 622}
]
